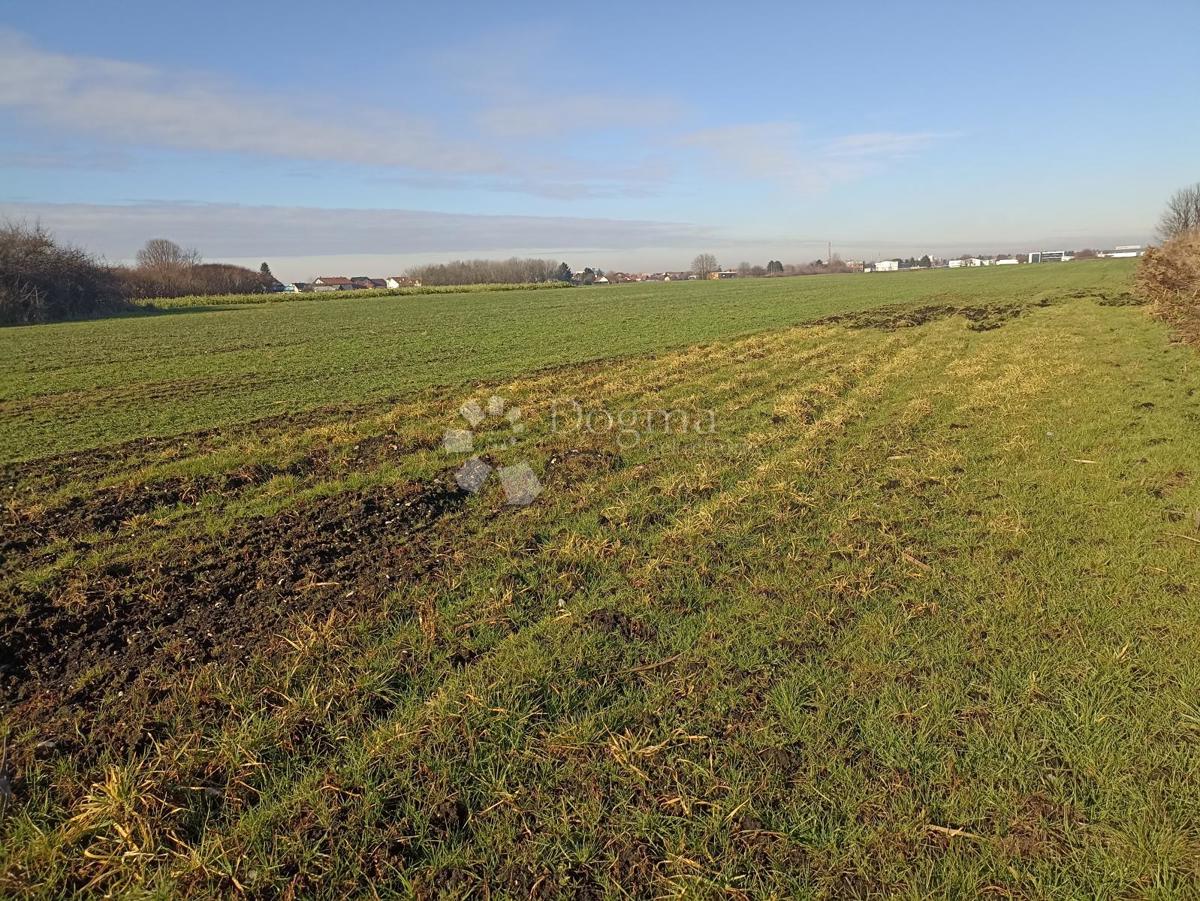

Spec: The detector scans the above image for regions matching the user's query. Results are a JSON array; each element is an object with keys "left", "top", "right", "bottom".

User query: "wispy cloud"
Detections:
[
  {"left": 477, "top": 95, "right": 682, "bottom": 140},
  {"left": 427, "top": 27, "right": 684, "bottom": 142},
  {"left": 0, "top": 28, "right": 954, "bottom": 208},
  {"left": 682, "top": 123, "right": 950, "bottom": 192},
  {"left": 0, "top": 30, "right": 483, "bottom": 171},
  {"left": 0, "top": 149, "right": 134, "bottom": 171},
  {"left": 0, "top": 29, "right": 664, "bottom": 198},
  {"left": 0, "top": 201, "right": 720, "bottom": 260},
  {"left": 370, "top": 156, "right": 673, "bottom": 201}
]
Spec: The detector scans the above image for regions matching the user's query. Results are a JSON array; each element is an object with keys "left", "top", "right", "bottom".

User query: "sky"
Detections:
[{"left": 1, "top": 0, "right": 1198, "bottom": 281}]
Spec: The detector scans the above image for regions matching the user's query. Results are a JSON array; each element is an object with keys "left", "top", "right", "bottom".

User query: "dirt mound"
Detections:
[
  {"left": 1, "top": 431, "right": 438, "bottom": 564},
  {"left": 0, "top": 477, "right": 467, "bottom": 757},
  {"left": 1135, "top": 232, "right": 1200, "bottom": 342},
  {"left": 1, "top": 462, "right": 310, "bottom": 560},
  {"left": 585, "top": 608, "right": 656, "bottom": 641},
  {"left": 0, "top": 397, "right": 403, "bottom": 479},
  {"left": 1095, "top": 292, "right": 1146, "bottom": 307},
  {"left": 817, "top": 299, "right": 1049, "bottom": 332}
]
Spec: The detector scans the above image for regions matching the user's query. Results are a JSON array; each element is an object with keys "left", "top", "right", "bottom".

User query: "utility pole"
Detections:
[{"left": 827, "top": 241, "right": 832, "bottom": 265}]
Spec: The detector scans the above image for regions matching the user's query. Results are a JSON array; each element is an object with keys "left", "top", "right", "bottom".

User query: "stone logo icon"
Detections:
[{"left": 442, "top": 395, "right": 542, "bottom": 506}]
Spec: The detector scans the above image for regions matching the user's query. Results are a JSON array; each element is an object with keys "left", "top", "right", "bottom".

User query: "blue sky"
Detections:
[{"left": 1, "top": 0, "right": 1197, "bottom": 280}]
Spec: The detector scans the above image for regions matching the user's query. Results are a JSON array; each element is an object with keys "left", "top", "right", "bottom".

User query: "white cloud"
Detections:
[
  {"left": 0, "top": 29, "right": 664, "bottom": 197},
  {"left": 682, "top": 123, "right": 949, "bottom": 192},
  {"left": 0, "top": 30, "right": 947, "bottom": 204},
  {"left": 824, "top": 132, "right": 945, "bottom": 158},
  {"left": 425, "top": 28, "right": 684, "bottom": 141},
  {"left": 0, "top": 30, "right": 483, "bottom": 171},
  {"left": 0, "top": 200, "right": 1150, "bottom": 282},
  {"left": 0, "top": 149, "right": 134, "bottom": 171},
  {"left": 0, "top": 201, "right": 720, "bottom": 261},
  {"left": 478, "top": 95, "right": 682, "bottom": 139}
]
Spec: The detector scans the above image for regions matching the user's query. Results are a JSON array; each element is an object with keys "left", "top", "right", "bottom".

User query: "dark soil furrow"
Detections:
[{"left": 0, "top": 475, "right": 467, "bottom": 760}]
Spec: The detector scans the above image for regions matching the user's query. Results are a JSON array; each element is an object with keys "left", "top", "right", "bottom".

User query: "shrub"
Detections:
[
  {"left": 408, "top": 257, "right": 563, "bottom": 286},
  {"left": 115, "top": 261, "right": 270, "bottom": 299},
  {"left": 1134, "top": 231, "right": 1200, "bottom": 334},
  {"left": 0, "top": 224, "right": 131, "bottom": 325}
]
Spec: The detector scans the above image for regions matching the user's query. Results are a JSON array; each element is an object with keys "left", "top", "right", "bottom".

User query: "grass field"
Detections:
[
  {"left": 0, "top": 262, "right": 1138, "bottom": 462},
  {"left": 4, "top": 260, "right": 1200, "bottom": 897},
  {"left": 131, "top": 281, "right": 572, "bottom": 311}
]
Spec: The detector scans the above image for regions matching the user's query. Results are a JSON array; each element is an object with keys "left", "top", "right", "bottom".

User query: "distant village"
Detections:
[
  {"left": 282, "top": 275, "right": 423, "bottom": 293},
  {"left": 276, "top": 245, "right": 1145, "bottom": 293},
  {"left": 860, "top": 244, "right": 1144, "bottom": 273}
]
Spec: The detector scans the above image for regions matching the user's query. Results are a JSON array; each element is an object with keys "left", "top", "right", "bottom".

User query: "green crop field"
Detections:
[
  {"left": 4, "top": 259, "right": 1200, "bottom": 897},
  {"left": 0, "top": 262, "right": 1139, "bottom": 462}
]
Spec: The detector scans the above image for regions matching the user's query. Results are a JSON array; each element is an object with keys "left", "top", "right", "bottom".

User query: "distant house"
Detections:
[
  {"left": 709, "top": 270, "right": 738, "bottom": 279},
  {"left": 350, "top": 276, "right": 384, "bottom": 290},
  {"left": 845, "top": 260, "right": 865, "bottom": 272},
  {"left": 873, "top": 260, "right": 900, "bottom": 272},
  {"left": 594, "top": 275, "right": 610, "bottom": 284},
  {"left": 312, "top": 276, "right": 353, "bottom": 292},
  {"left": 1028, "top": 251, "right": 1068, "bottom": 263},
  {"left": 995, "top": 258, "right": 1020, "bottom": 266},
  {"left": 386, "top": 276, "right": 423, "bottom": 289}
]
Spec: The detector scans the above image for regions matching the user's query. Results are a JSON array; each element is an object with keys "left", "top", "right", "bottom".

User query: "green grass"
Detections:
[
  {"left": 4, "top": 258, "right": 1200, "bottom": 897},
  {"left": 0, "top": 261, "right": 1134, "bottom": 462},
  {"left": 132, "top": 280, "right": 572, "bottom": 310}
]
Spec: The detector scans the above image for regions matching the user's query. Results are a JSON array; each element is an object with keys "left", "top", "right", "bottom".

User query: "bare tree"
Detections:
[
  {"left": 692, "top": 253, "right": 719, "bottom": 279},
  {"left": 136, "top": 238, "right": 200, "bottom": 269},
  {"left": 1158, "top": 183, "right": 1200, "bottom": 242}
]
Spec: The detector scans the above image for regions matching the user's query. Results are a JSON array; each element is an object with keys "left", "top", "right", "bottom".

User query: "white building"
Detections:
[
  {"left": 996, "top": 258, "right": 1020, "bottom": 266},
  {"left": 1100, "top": 245, "right": 1143, "bottom": 259},
  {"left": 873, "top": 260, "right": 900, "bottom": 272}
]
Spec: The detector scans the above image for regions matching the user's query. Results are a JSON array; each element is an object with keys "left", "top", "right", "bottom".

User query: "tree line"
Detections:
[
  {"left": 0, "top": 224, "right": 130, "bottom": 325},
  {"left": 407, "top": 257, "right": 570, "bottom": 286},
  {"left": 0, "top": 227, "right": 275, "bottom": 325},
  {"left": 699, "top": 253, "right": 856, "bottom": 278},
  {"left": 119, "top": 238, "right": 274, "bottom": 299}
]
